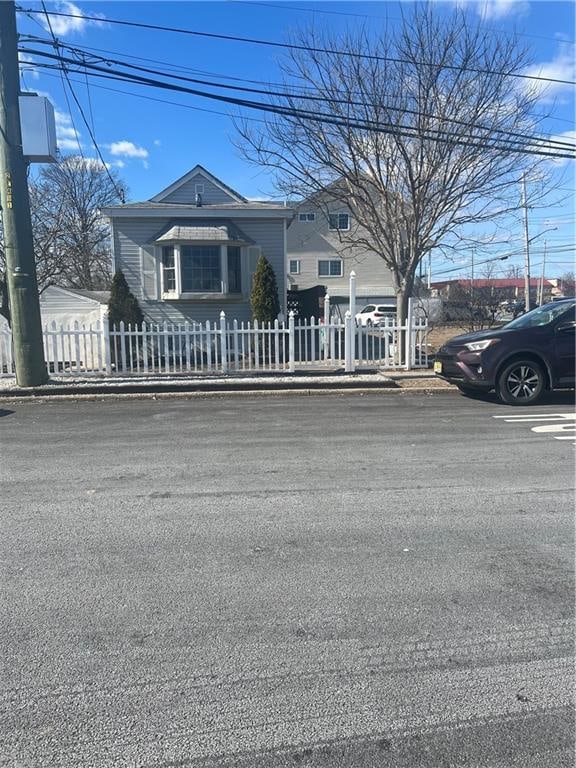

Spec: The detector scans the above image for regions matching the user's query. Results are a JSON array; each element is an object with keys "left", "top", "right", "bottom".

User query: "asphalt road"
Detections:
[{"left": 1, "top": 391, "right": 574, "bottom": 767}]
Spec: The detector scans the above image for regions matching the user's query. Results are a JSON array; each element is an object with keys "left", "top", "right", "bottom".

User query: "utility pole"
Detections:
[
  {"left": 470, "top": 249, "right": 475, "bottom": 301},
  {"left": 0, "top": 1, "right": 47, "bottom": 385},
  {"left": 539, "top": 240, "right": 547, "bottom": 306},
  {"left": 521, "top": 175, "right": 531, "bottom": 313}
]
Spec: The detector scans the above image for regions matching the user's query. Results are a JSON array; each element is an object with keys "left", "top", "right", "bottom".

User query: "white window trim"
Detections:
[
  {"left": 318, "top": 259, "right": 343, "bottom": 278},
  {"left": 289, "top": 259, "right": 301, "bottom": 275},
  {"left": 328, "top": 213, "right": 350, "bottom": 231},
  {"left": 159, "top": 244, "right": 245, "bottom": 299},
  {"left": 194, "top": 183, "right": 205, "bottom": 195}
]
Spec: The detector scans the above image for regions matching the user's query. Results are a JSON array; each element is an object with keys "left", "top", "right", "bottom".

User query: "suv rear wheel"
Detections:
[{"left": 496, "top": 359, "right": 546, "bottom": 405}]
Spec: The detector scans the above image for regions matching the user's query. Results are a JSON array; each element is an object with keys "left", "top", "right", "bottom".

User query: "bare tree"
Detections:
[
  {"left": 0, "top": 156, "right": 126, "bottom": 324},
  {"left": 236, "top": 5, "right": 558, "bottom": 321},
  {"left": 37, "top": 156, "right": 126, "bottom": 291},
  {"left": 559, "top": 271, "right": 575, "bottom": 297},
  {"left": 505, "top": 265, "right": 524, "bottom": 279}
]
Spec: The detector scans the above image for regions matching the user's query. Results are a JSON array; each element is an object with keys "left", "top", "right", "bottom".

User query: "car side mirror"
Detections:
[{"left": 556, "top": 321, "right": 576, "bottom": 334}]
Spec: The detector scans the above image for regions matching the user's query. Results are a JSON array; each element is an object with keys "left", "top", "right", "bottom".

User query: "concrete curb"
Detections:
[
  {"left": 0, "top": 369, "right": 455, "bottom": 403},
  {"left": 0, "top": 382, "right": 455, "bottom": 404}
]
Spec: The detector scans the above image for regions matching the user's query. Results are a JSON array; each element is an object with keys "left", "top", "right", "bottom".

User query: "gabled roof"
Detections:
[{"left": 150, "top": 164, "right": 247, "bottom": 204}]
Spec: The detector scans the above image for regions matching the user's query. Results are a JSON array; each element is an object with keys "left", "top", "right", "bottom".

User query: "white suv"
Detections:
[{"left": 355, "top": 305, "right": 396, "bottom": 326}]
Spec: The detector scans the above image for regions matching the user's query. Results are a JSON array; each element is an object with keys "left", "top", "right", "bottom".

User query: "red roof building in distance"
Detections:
[{"left": 430, "top": 277, "right": 566, "bottom": 302}]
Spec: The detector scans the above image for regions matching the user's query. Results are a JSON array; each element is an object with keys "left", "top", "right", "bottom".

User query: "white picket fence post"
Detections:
[
  {"left": 349, "top": 272, "right": 356, "bottom": 366},
  {"left": 323, "top": 293, "right": 330, "bottom": 360},
  {"left": 344, "top": 310, "right": 354, "bottom": 372},
  {"left": 405, "top": 298, "right": 413, "bottom": 371},
  {"left": 288, "top": 311, "right": 295, "bottom": 373},
  {"left": 219, "top": 311, "right": 228, "bottom": 373}
]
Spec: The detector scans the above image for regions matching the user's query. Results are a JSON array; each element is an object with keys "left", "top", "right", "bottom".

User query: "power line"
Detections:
[
  {"left": 432, "top": 244, "right": 574, "bottom": 277},
  {"left": 37, "top": 68, "right": 271, "bottom": 125},
  {"left": 38, "top": 2, "right": 125, "bottom": 201},
  {"left": 18, "top": 34, "right": 576, "bottom": 127},
  {"left": 24, "top": 50, "right": 576, "bottom": 160},
  {"left": 230, "top": 1, "right": 576, "bottom": 45},
  {"left": 22, "top": 36, "right": 576, "bottom": 152},
  {"left": 17, "top": 6, "right": 576, "bottom": 86},
  {"left": 36, "top": 6, "right": 84, "bottom": 161}
]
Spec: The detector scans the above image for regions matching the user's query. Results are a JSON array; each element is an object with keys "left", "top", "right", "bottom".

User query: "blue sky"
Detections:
[{"left": 17, "top": 0, "right": 575, "bottom": 281}]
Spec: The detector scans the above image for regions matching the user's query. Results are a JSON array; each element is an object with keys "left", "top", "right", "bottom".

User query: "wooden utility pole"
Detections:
[{"left": 0, "top": 1, "right": 47, "bottom": 386}]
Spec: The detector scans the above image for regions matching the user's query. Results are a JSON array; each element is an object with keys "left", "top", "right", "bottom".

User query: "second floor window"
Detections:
[
  {"left": 289, "top": 259, "right": 301, "bottom": 275},
  {"left": 329, "top": 213, "right": 350, "bottom": 231},
  {"left": 298, "top": 212, "right": 315, "bottom": 222},
  {"left": 318, "top": 260, "right": 343, "bottom": 277}
]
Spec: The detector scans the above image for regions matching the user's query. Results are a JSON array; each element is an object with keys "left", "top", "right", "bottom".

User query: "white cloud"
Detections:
[
  {"left": 153, "top": 139, "right": 162, "bottom": 147},
  {"left": 108, "top": 140, "right": 149, "bottom": 159},
  {"left": 40, "top": 1, "right": 105, "bottom": 36},
  {"left": 454, "top": 0, "right": 529, "bottom": 19},
  {"left": 54, "top": 110, "right": 82, "bottom": 152},
  {"left": 111, "top": 160, "right": 126, "bottom": 168},
  {"left": 18, "top": 54, "right": 40, "bottom": 80},
  {"left": 524, "top": 43, "right": 576, "bottom": 102},
  {"left": 57, "top": 137, "right": 82, "bottom": 150}
]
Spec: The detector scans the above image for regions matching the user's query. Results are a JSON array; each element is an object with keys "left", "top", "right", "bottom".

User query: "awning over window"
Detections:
[{"left": 152, "top": 220, "right": 255, "bottom": 245}]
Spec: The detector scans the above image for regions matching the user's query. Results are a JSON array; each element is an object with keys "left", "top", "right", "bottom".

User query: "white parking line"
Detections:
[
  {"left": 492, "top": 413, "right": 576, "bottom": 422},
  {"left": 493, "top": 412, "right": 576, "bottom": 444}
]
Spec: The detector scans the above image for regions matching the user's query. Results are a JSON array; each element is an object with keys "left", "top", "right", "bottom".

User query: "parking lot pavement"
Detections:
[
  {"left": 493, "top": 411, "right": 576, "bottom": 444},
  {"left": 0, "top": 392, "right": 573, "bottom": 767}
]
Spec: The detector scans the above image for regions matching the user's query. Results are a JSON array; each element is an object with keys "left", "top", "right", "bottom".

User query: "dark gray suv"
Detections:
[{"left": 434, "top": 298, "right": 575, "bottom": 405}]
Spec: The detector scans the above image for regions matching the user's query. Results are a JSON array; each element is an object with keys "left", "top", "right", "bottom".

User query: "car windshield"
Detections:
[{"left": 503, "top": 299, "right": 575, "bottom": 330}]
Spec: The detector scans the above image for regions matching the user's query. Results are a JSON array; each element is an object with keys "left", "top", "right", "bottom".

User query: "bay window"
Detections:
[{"left": 160, "top": 244, "right": 245, "bottom": 297}]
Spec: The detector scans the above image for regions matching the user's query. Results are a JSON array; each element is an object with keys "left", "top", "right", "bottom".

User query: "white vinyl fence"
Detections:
[{"left": 0, "top": 308, "right": 428, "bottom": 378}]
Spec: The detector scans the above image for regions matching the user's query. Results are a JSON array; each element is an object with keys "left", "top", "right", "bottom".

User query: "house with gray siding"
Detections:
[
  {"left": 287, "top": 195, "right": 397, "bottom": 317},
  {"left": 103, "top": 165, "right": 293, "bottom": 325}
]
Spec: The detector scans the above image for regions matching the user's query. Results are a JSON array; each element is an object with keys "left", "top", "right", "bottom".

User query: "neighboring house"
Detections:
[
  {"left": 102, "top": 165, "right": 293, "bottom": 325},
  {"left": 0, "top": 285, "right": 109, "bottom": 332},
  {"left": 286, "top": 195, "right": 396, "bottom": 318}
]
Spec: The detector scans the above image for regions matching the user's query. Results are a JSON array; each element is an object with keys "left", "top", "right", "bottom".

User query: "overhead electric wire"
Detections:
[
  {"left": 18, "top": 33, "right": 576, "bottom": 127},
  {"left": 38, "top": 2, "right": 125, "bottom": 201},
  {"left": 22, "top": 49, "right": 576, "bottom": 160},
  {"left": 17, "top": 6, "right": 576, "bottom": 87},
  {"left": 36, "top": 68, "right": 272, "bottom": 125},
  {"left": 22, "top": 35, "right": 576, "bottom": 153},
  {"left": 432, "top": 245, "right": 574, "bottom": 277},
  {"left": 230, "top": 1, "right": 576, "bottom": 44},
  {"left": 36, "top": 6, "right": 85, "bottom": 162}
]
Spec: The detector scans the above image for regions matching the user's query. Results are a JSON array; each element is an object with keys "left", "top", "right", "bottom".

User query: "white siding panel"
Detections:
[{"left": 161, "top": 174, "right": 237, "bottom": 205}]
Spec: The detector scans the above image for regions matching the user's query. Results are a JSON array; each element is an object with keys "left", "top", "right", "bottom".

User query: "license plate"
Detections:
[{"left": 434, "top": 360, "right": 442, "bottom": 374}]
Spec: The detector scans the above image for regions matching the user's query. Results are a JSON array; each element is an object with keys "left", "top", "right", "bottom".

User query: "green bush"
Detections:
[
  {"left": 108, "top": 269, "right": 144, "bottom": 328},
  {"left": 251, "top": 255, "right": 280, "bottom": 324}
]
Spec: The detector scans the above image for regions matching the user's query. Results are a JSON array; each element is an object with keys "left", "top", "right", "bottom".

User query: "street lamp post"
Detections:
[{"left": 526, "top": 226, "right": 557, "bottom": 309}]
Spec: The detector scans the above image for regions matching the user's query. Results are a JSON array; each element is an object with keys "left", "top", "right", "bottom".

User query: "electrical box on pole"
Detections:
[{"left": 19, "top": 93, "right": 58, "bottom": 163}]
